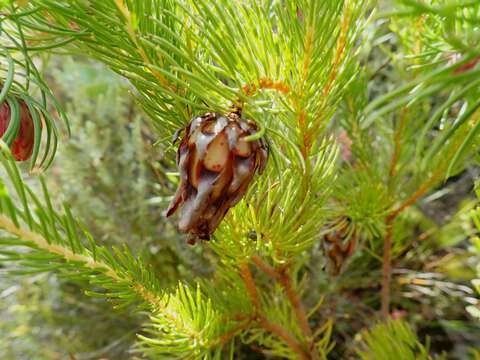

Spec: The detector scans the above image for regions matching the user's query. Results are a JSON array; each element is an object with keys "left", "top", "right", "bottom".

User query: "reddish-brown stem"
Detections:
[
  {"left": 258, "top": 316, "right": 310, "bottom": 360},
  {"left": 291, "top": 24, "right": 314, "bottom": 167},
  {"left": 322, "top": 1, "right": 350, "bottom": 98},
  {"left": 240, "top": 264, "right": 308, "bottom": 358},
  {"left": 381, "top": 108, "right": 476, "bottom": 316},
  {"left": 277, "top": 268, "right": 315, "bottom": 343},
  {"left": 390, "top": 177, "right": 437, "bottom": 219},
  {"left": 381, "top": 168, "right": 444, "bottom": 318},
  {"left": 389, "top": 108, "right": 408, "bottom": 183},
  {"left": 251, "top": 256, "right": 318, "bottom": 360},
  {"left": 240, "top": 262, "right": 261, "bottom": 310},
  {"left": 219, "top": 317, "right": 253, "bottom": 344},
  {"left": 243, "top": 78, "right": 290, "bottom": 97},
  {"left": 381, "top": 215, "right": 395, "bottom": 318},
  {"left": 114, "top": 0, "right": 171, "bottom": 89},
  {"left": 381, "top": 108, "right": 407, "bottom": 319},
  {"left": 251, "top": 255, "right": 277, "bottom": 278},
  {"left": 240, "top": 5, "right": 352, "bottom": 353},
  {"left": 239, "top": 261, "right": 312, "bottom": 360}
]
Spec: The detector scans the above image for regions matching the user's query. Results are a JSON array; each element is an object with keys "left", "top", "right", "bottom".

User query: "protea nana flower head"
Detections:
[{"left": 165, "top": 111, "right": 268, "bottom": 242}]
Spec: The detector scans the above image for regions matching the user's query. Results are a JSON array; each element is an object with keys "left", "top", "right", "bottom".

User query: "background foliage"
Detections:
[{"left": 0, "top": 0, "right": 479, "bottom": 359}]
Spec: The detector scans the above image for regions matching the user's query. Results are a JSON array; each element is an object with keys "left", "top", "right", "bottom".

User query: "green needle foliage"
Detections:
[
  {"left": 0, "top": 144, "right": 230, "bottom": 357},
  {"left": 0, "top": 144, "right": 163, "bottom": 310},
  {"left": 0, "top": 0, "right": 479, "bottom": 358},
  {"left": 137, "top": 283, "right": 231, "bottom": 359},
  {"left": 356, "top": 319, "right": 440, "bottom": 360}
]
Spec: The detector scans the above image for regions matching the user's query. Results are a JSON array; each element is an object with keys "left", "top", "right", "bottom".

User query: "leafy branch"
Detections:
[
  {"left": 239, "top": 261, "right": 314, "bottom": 360},
  {"left": 0, "top": 141, "right": 250, "bottom": 357},
  {"left": 0, "top": 142, "right": 163, "bottom": 309}
]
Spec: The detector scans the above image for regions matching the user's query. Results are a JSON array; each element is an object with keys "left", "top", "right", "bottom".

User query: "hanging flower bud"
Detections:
[
  {"left": 0, "top": 100, "right": 35, "bottom": 161},
  {"left": 165, "top": 111, "right": 268, "bottom": 242},
  {"left": 323, "top": 218, "right": 357, "bottom": 275}
]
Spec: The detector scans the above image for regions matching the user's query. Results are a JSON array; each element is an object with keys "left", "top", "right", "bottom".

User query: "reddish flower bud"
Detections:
[
  {"left": 0, "top": 100, "right": 35, "bottom": 161},
  {"left": 453, "top": 56, "right": 480, "bottom": 74},
  {"left": 323, "top": 218, "right": 357, "bottom": 275},
  {"left": 166, "top": 112, "right": 268, "bottom": 242}
]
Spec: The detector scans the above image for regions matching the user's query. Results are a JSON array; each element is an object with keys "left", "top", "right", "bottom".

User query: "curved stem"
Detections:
[
  {"left": 381, "top": 167, "right": 445, "bottom": 318},
  {"left": 381, "top": 215, "right": 395, "bottom": 318},
  {"left": 258, "top": 316, "right": 310, "bottom": 360},
  {"left": 251, "top": 256, "right": 319, "bottom": 360},
  {"left": 239, "top": 262, "right": 312, "bottom": 360}
]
